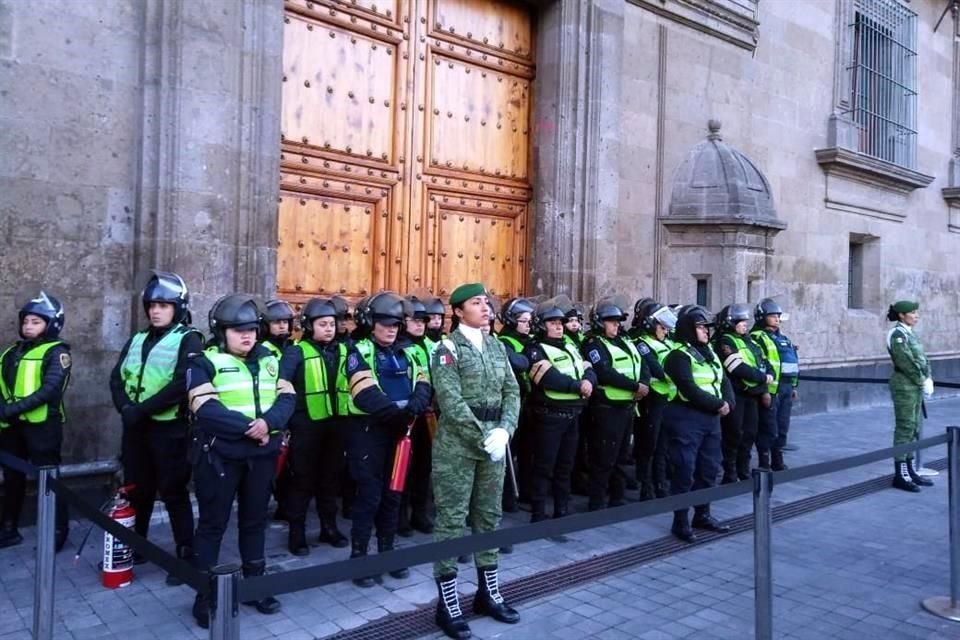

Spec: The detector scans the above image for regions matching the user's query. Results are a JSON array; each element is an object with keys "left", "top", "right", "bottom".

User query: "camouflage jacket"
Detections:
[
  {"left": 431, "top": 328, "right": 521, "bottom": 458},
  {"left": 887, "top": 322, "right": 929, "bottom": 388}
]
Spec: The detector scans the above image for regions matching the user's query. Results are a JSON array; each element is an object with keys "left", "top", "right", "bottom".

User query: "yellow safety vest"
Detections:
[
  {"left": 539, "top": 342, "right": 585, "bottom": 401},
  {"left": 0, "top": 341, "right": 64, "bottom": 426},
  {"left": 598, "top": 337, "right": 643, "bottom": 402}
]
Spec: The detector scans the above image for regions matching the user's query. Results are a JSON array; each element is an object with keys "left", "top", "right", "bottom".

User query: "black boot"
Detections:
[
  {"left": 0, "top": 522, "right": 23, "bottom": 549},
  {"left": 318, "top": 519, "right": 348, "bottom": 548},
  {"left": 654, "top": 481, "right": 669, "bottom": 499},
  {"left": 691, "top": 506, "right": 731, "bottom": 533},
  {"left": 350, "top": 540, "right": 380, "bottom": 587},
  {"left": 736, "top": 451, "right": 751, "bottom": 480},
  {"left": 893, "top": 461, "right": 921, "bottom": 493},
  {"left": 377, "top": 536, "right": 409, "bottom": 579},
  {"left": 671, "top": 509, "right": 697, "bottom": 543},
  {"left": 474, "top": 565, "right": 520, "bottom": 624},
  {"left": 721, "top": 462, "right": 738, "bottom": 484},
  {"left": 435, "top": 574, "right": 472, "bottom": 639},
  {"left": 288, "top": 525, "right": 309, "bottom": 557},
  {"left": 771, "top": 449, "right": 788, "bottom": 472},
  {"left": 166, "top": 545, "right": 193, "bottom": 586},
  {"left": 907, "top": 459, "right": 934, "bottom": 487},
  {"left": 397, "top": 503, "right": 414, "bottom": 538},
  {"left": 410, "top": 510, "right": 435, "bottom": 534},
  {"left": 757, "top": 451, "right": 771, "bottom": 471},
  {"left": 548, "top": 503, "right": 569, "bottom": 543},
  {"left": 241, "top": 560, "right": 282, "bottom": 614},
  {"left": 192, "top": 592, "right": 210, "bottom": 629}
]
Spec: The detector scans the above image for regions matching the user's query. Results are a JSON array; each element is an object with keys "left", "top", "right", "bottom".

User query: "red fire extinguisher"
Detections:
[
  {"left": 389, "top": 422, "right": 414, "bottom": 493},
  {"left": 275, "top": 431, "right": 291, "bottom": 480},
  {"left": 102, "top": 485, "right": 136, "bottom": 589}
]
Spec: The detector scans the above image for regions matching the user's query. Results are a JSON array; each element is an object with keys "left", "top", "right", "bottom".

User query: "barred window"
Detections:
[{"left": 845, "top": 0, "right": 917, "bottom": 168}]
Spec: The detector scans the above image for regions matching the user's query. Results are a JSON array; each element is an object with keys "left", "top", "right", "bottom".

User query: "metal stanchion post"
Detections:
[
  {"left": 33, "top": 466, "right": 57, "bottom": 640},
  {"left": 921, "top": 427, "right": 960, "bottom": 620},
  {"left": 753, "top": 469, "right": 774, "bottom": 640},
  {"left": 209, "top": 564, "right": 241, "bottom": 640}
]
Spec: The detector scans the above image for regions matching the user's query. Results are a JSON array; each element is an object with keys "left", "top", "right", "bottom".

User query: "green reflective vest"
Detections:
[
  {"left": 499, "top": 334, "right": 531, "bottom": 392},
  {"left": 539, "top": 342, "right": 585, "bottom": 401},
  {"left": 403, "top": 338, "right": 435, "bottom": 385},
  {"left": 296, "top": 340, "right": 334, "bottom": 421},
  {"left": 335, "top": 342, "right": 364, "bottom": 417},
  {"left": 750, "top": 330, "right": 780, "bottom": 394},
  {"left": 598, "top": 337, "right": 643, "bottom": 402},
  {"left": 669, "top": 343, "right": 723, "bottom": 403},
  {"left": 638, "top": 335, "right": 677, "bottom": 398},
  {"left": 263, "top": 340, "right": 283, "bottom": 358},
  {"left": 0, "top": 341, "right": 64, "bottom": 426},
  {"left": 120, "top": 326, "right": 194, "bottom": 422},
  {"left": 727, "top": 334, "right": 762, "bottom": 390},
  {"left": 204, "top": 349, "right": 278, "bottom": 421}
]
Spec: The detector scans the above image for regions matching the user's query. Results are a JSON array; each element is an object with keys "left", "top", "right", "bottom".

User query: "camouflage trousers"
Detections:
[
  {"left": 431, "top": 437, "right": 505, "bottom": 578},
  {"left": 890, "top": 382, "right": 922, "bottom": 462}
]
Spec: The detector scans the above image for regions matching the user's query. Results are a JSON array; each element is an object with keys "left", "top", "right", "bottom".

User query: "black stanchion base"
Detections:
[{"left": 921, "top": 596, "right": 960, "bottom": 622}]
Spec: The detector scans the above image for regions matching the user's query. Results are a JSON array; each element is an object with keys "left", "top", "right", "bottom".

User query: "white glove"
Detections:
[
  {"left": 923, "top": 377, "right": 934, "bottom": 398},
  {"left": 482, "top": 428, "right": 510, "bottom": 462}
]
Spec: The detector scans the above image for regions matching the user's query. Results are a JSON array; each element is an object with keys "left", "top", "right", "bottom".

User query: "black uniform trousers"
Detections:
[
  {"left": 774, "top": 382, "right": 795, "bottom": 449},
  {"left": 121, "top": 419, "right": 194, "bottom": 548},
  {"left": 529, "top": 404, "right": 581, "bottom": 518},
  {"left": 286, "top": 419, "right": 345, "bottom": 527},
  {"left": 720, "top": 391, "right": 759, "bottom": 473},
  {"left": 634, "top": 393, "right": 669, "bottom": 486},
  {"left": 193, "top": 452, "right": 275, "bottom": 569},
  {"left": 344, "top": 421, "right": 402, "bottom": 545},
  {"left": 403, "top": 413, "right": 433, "bottom": 518},
  {"left": 665, "top": 403, "right": 721, "bottom": 497},
  {"left": 505, "top": 405, "right": 534, "bottom": 509},
  {"left": 587, "top": 403, "right": 635, "bottom": 509},
  {"left": 0, "top": 419, "right": 67, "bottom": 530}
]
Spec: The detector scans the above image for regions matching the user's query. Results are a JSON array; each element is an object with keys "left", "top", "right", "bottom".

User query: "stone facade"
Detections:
[{"left": 1, "top": 0, "right": 958, "bottom": 463}]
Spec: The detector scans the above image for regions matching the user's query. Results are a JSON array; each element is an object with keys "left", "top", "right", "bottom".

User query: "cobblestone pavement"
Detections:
[{"left": 2, "top": 395, "right": 959, "bottom": 640}]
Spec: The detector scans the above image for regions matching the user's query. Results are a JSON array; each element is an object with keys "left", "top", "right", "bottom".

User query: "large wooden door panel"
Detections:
[{"left": 279, "top": 0, "right": 534, "bottom": 302}]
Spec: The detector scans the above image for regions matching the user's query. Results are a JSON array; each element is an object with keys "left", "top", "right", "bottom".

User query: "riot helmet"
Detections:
[
  {"left": 142, "top": 271, "right": 190, "bottom": 324},
  {"left": 261, "top": 299, "right": 295, "bottom": 336},
  {"left": 19, "top": 291, "right": 65, "bottom": 339},
  {"left": 674, "top": 305, "right": 714, "bottom": 344},
  {"left": 208, "top": 294, "right": 261, "bottom": 346},
  {"left": 300, "top": 298, "right": 338, "bottom": 339}
]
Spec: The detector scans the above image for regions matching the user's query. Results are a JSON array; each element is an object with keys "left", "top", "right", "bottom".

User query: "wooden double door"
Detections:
[{"left": 278, "top": 0, "right": 535, "bottom": 304}]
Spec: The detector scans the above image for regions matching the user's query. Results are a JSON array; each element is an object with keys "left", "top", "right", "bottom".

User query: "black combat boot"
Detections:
[
  {"left": 671, "top": 509, "right": 697, "bottom": 543},
  {"left": 548, "top": 501, "right": 569, "bottom": 543},
  {"left": 350, "top": 539, "right": 380, "bottom": 587},
  {"left": 907, "top": 458, "right": 934, "bottom": 487},
  {"left": 318, "top": 518, "right": 348, "bottom": 548},
  {"left": 192, "top": 592, "right": 210, "bottom": 629},
  {"left": 474, "top": 565, "right": 520, "bottom": 624},
  {"left": 721, "top": 461, "right": 739, "bottom": 485},
  {"left": 166, "top": 544, "right": 194, "bottom": 586},
  {"left": 757, "top": 450, "right": 771, "bottom": 470},
  {"left": 771, "top": 449, "right": 788, "bottom": 472},
  {"left": 435, "top": 574, "right": 472, "bottom": 639},
  {"left": 377, "top": 535, "right": 410, "bottom": 579},
  {"left": 692, "top": 505, "right": 731, "bottom": 533},
  {"left": 397, "top": 500, "right": 414, "bottom": 538},
  {"left": 288, "top": 525, "right": 309, "bottom": 557},
  {"left": 736, "top": 451, "right": 752, "bottom": 480},
  {"left": 241, "top": 560, "right": 282, "bottom": 614},
  {"left": 892, "top": 461, "right": 921, "bottom": 493}
]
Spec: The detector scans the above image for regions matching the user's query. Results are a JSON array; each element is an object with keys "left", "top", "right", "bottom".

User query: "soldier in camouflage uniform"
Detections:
[
  {"left": 431, "top": 283, "right": 521, "bottom": 639},
  {"left": 886, "top": 300, "right": 934, "bottom": 492}
]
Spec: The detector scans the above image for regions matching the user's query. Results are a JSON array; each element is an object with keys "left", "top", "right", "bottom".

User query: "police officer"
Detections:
[
  {"left": 431, "top": 283, "right": 522, "bottom": 639},
  {"left": 0, "top": 292, "right": 71, "bottom": 550},
  {"left": 886, "top": 300, "right": 933, "bottom": 492},
  {"left": 524, "top": 297, "right": 596, "bottom": 528},
  {"left": 343, "top": 293, "right": 433, "bottom": 586},
  {"left": 396, "top": 295, "right": 437, "bottom": 536},
  {"left": 331, "top": 296, "right": 355, "bottom": 346},
  {"left": 330, "top": 295, "right": 357, "bottom": 519},
  {"left": 425, "top": 297, "right": 447, "bottom": 342},
  {"left": 496, "top": 298, "right": 534, "bottom": 513},
  {"left": 187, "top": 295, "right": 294, "bottom": 627},
  {"left": 261, "top": 299, "right": 295, "bottom": 357},
  {"left": 714, "top": 304, "right": 773, "bottom": 481},
  {"left": 278, "top": 298, "right": 349, "bottom": 555},
  {"left": 564, "top": 303, "right": 592, "bottom": 496},
  {"left": 751, "top": 299, "right": 799, "bottom": 471},
  {"left": 109, "top": 272, "right": 202, "bottom": 581},
  {"left": 632, "top": 301, "right": 678, "bottom": 500},
  {"left": 582, "top": 299, "right": 649, "bottom": 510},
  {"left": 663, "top": 306, "right": 733, "bottom": 542}
]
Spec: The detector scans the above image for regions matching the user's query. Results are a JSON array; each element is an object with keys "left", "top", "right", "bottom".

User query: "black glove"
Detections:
[
  {"left": 405, "top": 382, "right": 432, "bottom": 416},
  {"left": 121, "top": 404, "right": 143, "bottom": 428},
  {"left": 0, "top": 403, "right": 8, "bottom": 421}
]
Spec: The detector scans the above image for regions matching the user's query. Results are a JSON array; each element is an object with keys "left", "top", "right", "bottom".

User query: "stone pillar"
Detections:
[{"left": 530, "top": 0, "right": 624, "bottom": 302}]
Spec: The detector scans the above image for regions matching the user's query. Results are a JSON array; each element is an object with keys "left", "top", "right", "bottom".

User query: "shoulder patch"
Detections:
[
  {"left": 59, "top": 353, "right": 71, "bottom": 369},
  {"left": 637, "top": 342, "right": 651, "bottom": 356},
  {"left": 440, "top": 339, "right": 458, "bottom": 359},
  {"left": 588, "top": 349, "right": 601, "bottom": 364},
  {"left": 348, "top": 353, "right": 360, "bottom": 369},
  {"left": 896, "top": 337, "right": 904, "bottom": 343},
  {"left": 438, "top": 352, "right": 455, "bottom": 366}
]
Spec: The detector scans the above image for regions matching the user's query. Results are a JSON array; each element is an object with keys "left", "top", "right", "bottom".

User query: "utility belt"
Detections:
[
  {"left": 470, "top": 406, "right": 502, "bottom": 422},
  {"left": 531, "top": 404, "right": 581, "bottom": 420}
]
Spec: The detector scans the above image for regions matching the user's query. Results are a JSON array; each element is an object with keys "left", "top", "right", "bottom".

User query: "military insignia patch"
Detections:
[
  {"left": 438, "top": 352, "right": 454, "bottom": 366},
  {"left": 59, "top": 353, "right": 71, "bottom": 369},
  {"left": 896, "top": 337, "right": 904, "bottom": 343}
]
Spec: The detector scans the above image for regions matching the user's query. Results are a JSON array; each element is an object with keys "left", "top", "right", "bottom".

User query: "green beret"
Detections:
[
  {"left": 449, "top": 283, "right": 486, "bottom": 307},
  {"left": 891, "top": 300, "right": 919, "bottom": 314}
]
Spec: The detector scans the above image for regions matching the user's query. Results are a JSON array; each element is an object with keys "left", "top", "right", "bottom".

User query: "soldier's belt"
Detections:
[{"left": 469, "top": 406, "right": 502, "bottom": 422}]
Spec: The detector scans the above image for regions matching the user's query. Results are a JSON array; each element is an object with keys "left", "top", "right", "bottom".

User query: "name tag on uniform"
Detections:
[{"left": 218, "top": 367, "right": 241, "bottom": 373}]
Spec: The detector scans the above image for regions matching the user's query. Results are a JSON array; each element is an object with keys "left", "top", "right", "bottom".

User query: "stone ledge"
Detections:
[
  {"left": 628, "top": 0, "right": 759, "bottom": 51},
  {"left": 944, "top": 186, "right": 960, "bottom": 205},
  {"left": 815, "top": 147, "right": 935, "bottom": 194}
]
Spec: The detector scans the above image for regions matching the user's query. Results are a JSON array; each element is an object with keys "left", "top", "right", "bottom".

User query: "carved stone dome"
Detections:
[{"left": 667, "top": 120, "right": 784, "bottom": 229}]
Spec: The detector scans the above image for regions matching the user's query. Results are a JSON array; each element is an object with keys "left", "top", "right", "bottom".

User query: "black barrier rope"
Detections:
[
  {"left": 799, "top": 374, "right": 960, "bottom": 389},
  {"left": 237, "top": 432, "right": 951, "bottom": 602},
  {"left": 0, "top": 449, "right": 206, "bottom": 593}
]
